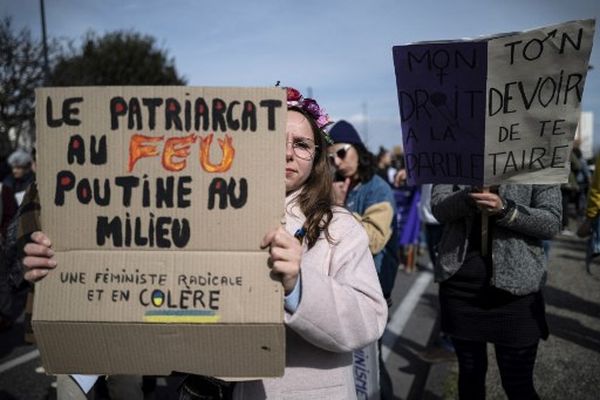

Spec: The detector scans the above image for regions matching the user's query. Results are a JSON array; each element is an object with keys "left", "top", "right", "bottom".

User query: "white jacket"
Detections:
[{"left": 234, "top": 191, "right": 388, "bottom": 399}]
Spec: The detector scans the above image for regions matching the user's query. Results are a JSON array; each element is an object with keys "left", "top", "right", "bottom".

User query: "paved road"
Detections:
[
  {"left": 0, "top": 300, "right": 54, "bottom": 400},
  {"left": 421, "top": 231, "right": 600, "bottom": 400},
  {"left": 1, "top": 231, "right": 598, "bottom": 399}
]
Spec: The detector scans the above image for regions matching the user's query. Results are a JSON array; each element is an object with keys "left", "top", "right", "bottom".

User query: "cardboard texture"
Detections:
[
  {"left": 33, "top": 86, "right": 287, "bottom": 377},
  {"left": 393, "top": 19, "right": 595, "bottom": 186}
]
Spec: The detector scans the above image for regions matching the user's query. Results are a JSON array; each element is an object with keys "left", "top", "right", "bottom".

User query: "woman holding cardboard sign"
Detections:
[
  {"left": 431, "top": 184, "right": 561, "bottom": 400},
  {"left": 23, "top": 87, "right": 388, "bottom": 400}
]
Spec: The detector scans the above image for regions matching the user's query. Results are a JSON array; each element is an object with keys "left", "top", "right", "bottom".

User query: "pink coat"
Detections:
[{"left": 234, "top": 192, "right": 388, "bottom": 399}]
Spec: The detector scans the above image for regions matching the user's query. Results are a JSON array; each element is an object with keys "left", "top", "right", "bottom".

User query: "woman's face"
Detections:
[
  {"left": 381, "top": 152, "right": 392, "bottom": 166},
  {"left": 328, "top": 143, "right": 359, "bottom": 179},
  {"left": 12, "top": 165, "right": 29, "bottom": 179},
  {"left": 285, "top": 110, "right": 316, "bottom": 193}
]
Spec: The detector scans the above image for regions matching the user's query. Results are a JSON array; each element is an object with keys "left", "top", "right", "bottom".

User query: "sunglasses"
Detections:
[{"left": 328, "top": 144, "right": 352, "bottom": 163}]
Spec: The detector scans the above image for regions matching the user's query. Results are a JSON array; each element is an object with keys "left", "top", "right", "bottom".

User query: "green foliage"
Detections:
[{"left": 50, "top": 31, "right": 187, "bottom": 86}]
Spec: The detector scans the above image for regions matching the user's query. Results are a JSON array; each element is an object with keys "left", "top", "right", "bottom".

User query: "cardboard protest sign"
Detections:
[
  {"left": 393, "top": 19, "right": 595, "bottom": 186},
  {"left": 33, "top": 87, "right": 287, "bottom": 377}
]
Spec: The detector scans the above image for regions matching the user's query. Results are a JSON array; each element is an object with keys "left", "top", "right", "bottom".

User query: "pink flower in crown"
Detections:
[
  {"left": 302, "top": 98, "right": 320, "bottom": 116},
  {"left": 286, "top": 87, "right": 303, "bottom": 106},
  {"left": 303, "top": 99, "right": 331, "bottom": 129},
  {"left": 316, "top": 112, "right": 332, "bottom": 129},
  {"left": 284, "top": 85, "right": 333, "bottom": 140}
]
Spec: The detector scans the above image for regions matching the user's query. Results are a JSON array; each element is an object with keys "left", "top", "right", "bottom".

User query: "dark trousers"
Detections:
[{"left": 452, "top": 338, "right": 540, "bottom": 400}]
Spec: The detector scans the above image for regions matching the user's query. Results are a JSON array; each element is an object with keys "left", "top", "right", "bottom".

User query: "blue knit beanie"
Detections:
[{"left": 328, "top": 120, "right": 364, "bottom": 146}]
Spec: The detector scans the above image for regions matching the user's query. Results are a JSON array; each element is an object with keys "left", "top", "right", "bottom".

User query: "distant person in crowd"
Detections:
[
  {"left": 0, "top": 175, "right": 18, "bottom": 240},
  {"left": 0, "top": 150, "right": 35, "bottom": 331},
  {"left": 394, "top": 184, "right": 420, "bottom": 274},
  {"left": 560, "top": 149, "right": 582, "bottom": 234},
  {"left": 393, "top": 168, "right": 407, "bottom": 188},
  {"left": 432, "top": 184, "right": 561, "bottom": 400},
  {"left": 4, "top": 175, "right": 146, "bottom": 398},
  {"left": 2, "top": 149, "right": 35, "bottom": 206},
  {"left": 416, "top": 184, "right": 455, "bottom": 362},
  {"left": 22, "top": 88, "right": 388, "bottom": 400},
  {"left": 579, "top": 155, "right": 600, "bottom": 230},
  {"left": 376, "top": 146, "right": 395, "bottom": 185},
  {"left": 419, "top": 184, "right": 442, "bottom": 269},
  {"left": 0, "top": 157, "right": 11, "bottom": 183},
  {"left": 577, "top": 155, "right": 600, "bottom": 272},
  {"left": 572, "top": 147, "right": 591, "bottom": 217},
  {"left": 0, "top": 149, "right": 34, "bottom": 239},
  {"left": 0, "top": 187, "right": 18, "bottom": 331},
  {"left": 391, "top": 146, "right": 406, "bottom": 187},
  {"left": 391, "top": 164, "right": 419, "bottom": 274},
  {"left": 328, "top": 120, "right": 398, "bottom": 399},
  {"left": 328, "top": 120, "right": 399, "bottom": 305},
  {"left": 391, "top": 146, "right": 405, "bottom": 169}
]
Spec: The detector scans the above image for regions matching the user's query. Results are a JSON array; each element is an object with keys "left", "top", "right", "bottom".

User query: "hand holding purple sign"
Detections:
[{"left": 393, "top": 19, "right": 595, "bottom": 186}]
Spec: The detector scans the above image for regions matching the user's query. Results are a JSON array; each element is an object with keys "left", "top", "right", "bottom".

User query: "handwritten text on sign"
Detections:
[
  {"left": 37, "top": 87, "right": 286, "bottom": 253},
  {"left": 393, "top": 19, "right": 595, "bottom": 186}
]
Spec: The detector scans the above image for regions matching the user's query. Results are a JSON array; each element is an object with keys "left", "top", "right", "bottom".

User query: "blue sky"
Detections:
[{"left": 3, "top": 0, "right": 600, "bottom": 152}]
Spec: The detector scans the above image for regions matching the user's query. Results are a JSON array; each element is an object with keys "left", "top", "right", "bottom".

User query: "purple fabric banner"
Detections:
[{"left": 393, "top": 41, "right": 488, "bottom": 185}]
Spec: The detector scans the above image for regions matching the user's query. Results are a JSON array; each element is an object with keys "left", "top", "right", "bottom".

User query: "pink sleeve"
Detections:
[{"left": 285, "top": 221, "right": 388, "bottom": 353}]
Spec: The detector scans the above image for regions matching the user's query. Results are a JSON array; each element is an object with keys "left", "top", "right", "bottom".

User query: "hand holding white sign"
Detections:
[
  {"left": 469, "top": 190, "right": 504, "bottom": 215},
  {"left": 260, "top": 226, "right": 301, "bottom": 295}
]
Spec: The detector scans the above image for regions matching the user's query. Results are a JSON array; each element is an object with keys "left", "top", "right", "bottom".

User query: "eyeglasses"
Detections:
[
  {"left": 287, "top": 137, "right": 318, "bottom": 161},
  {"left": 328, "top": 144, "right": 352, "bottom": 164}
]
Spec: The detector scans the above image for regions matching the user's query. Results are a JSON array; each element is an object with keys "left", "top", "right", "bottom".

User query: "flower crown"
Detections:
[{"left": 285, "top": 87, "right": 333, "bottom": 144}]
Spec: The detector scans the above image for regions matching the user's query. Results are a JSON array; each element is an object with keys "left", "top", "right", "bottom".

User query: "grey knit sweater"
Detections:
[{"left": 431, "top": 184, "right": 562, "bottom": 295}]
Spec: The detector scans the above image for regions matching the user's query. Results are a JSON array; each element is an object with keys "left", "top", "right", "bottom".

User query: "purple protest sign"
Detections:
[{"left": 393, "top": 41, "right": 487, "bottom": 185}]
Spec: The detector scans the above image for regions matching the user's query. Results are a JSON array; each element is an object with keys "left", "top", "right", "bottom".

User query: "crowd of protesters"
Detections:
[
  {"left": 1, "top": 94, "right": 599, "bottom": 400},
  {"left": 1, "top": 148, "right": 36, "bottom": 332}
]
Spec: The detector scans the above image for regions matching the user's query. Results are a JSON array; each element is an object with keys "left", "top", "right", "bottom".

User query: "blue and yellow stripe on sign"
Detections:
[{"left": 143, "top": 310, "right": 221, "bottom": 323}]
